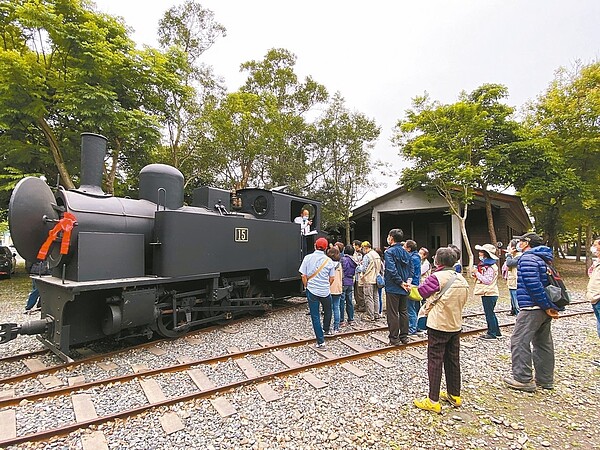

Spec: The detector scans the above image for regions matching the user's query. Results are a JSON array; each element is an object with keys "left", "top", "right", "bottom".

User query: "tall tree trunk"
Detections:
[
  {"left": 35, "top": 117, "right": 75, "bottom": 189},
  {"left": 459, "top": 206, "right": 474, "bottom": 272},
  {"left": 576, "top": 225, "right": 582, "bottom": 262},
  {"left": 547, "top": 206, "right": 559, "bottom": 255},
  {"left": 482, "top": 187, "right": 497, "bottom": 245},
  {"left": 105, "top": 138, "right": 120, "bottom": 195},
  {"left": 557, "top": 241, "right": 565, "bottom": 258},
  {"left": 585, "top": 223, "right": 593, "bottom": 271},
  {"left": 439, "top": 187, "right": 474, "bottom": 271},
  {"left": 345, "top": 215, "right": 351, "bottom": 245}
]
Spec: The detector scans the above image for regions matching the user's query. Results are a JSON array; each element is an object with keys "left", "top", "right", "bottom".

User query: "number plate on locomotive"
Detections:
[{"left": 234, "top": 228, "right": 248, "bottom": 242}]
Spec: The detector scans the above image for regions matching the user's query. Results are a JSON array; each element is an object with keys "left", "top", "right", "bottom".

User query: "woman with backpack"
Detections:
[{"left": 472, "top": 243, "right": 502, "bottom": 340}]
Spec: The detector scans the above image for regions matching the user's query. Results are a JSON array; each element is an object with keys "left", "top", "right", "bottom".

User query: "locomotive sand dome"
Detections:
[{"left": 0, "top": 133, "right": 321, "bottom": 360}]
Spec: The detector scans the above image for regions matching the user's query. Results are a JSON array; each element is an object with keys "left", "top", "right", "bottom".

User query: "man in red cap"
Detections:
[{"left": 299, "top": 237, "right": 336, "bottom": 348}]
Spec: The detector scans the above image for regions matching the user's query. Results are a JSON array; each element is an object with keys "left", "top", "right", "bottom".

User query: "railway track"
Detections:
[
  {"left": 0, "top": 298, "right": 304, "bottom": 384},
  {"left": 0, "top": 299, "right": 588, "bottom": 386},
  {"left": 0, "top": 305, "right": 593, "bottom": 448}
]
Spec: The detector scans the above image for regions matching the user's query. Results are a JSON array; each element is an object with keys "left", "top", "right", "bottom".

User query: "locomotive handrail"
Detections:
[{"left": 156, "top": 187, "right": 167, "bottom": 211}]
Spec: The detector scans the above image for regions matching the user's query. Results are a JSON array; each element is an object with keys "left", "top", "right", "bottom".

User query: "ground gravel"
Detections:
[{"left": 0, "top": 260, "right": 598, "bottom": 449}]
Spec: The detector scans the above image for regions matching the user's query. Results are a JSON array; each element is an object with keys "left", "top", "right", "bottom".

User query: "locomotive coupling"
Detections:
[{"left": 0, "top": 318, "right": 52, "bottom": 344}]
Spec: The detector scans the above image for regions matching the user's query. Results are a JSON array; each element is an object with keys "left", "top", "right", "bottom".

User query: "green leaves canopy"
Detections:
[{"left": 0, "top": 0, "right": 177, "bottom": 195}]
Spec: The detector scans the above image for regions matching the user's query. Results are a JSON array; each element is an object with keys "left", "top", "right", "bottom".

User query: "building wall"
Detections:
[
  {"left": 371, "top": 191, "right": 448, "bottom": 249},
  {"left": 351, "top": 190, "right": 530, "bottom": 265}
]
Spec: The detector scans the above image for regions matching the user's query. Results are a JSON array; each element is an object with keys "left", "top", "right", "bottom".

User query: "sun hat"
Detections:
[{"left": 475, "top": 243, "right": 499, "bottom": 260}]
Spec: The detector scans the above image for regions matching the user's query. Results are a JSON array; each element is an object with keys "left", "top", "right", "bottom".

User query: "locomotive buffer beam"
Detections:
[{"left": 0, "top": 318, "right": 52, "bottom": 344}]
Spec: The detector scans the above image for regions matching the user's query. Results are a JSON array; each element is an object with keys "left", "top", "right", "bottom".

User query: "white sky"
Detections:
[{"left": 94, "top": 0, "right": 600, "bottom": 201}]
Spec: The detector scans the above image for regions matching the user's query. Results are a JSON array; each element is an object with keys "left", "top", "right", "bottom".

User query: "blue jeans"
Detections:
[
  {"left": 378, "top": 287, "right": 383, "bottom": 314},
  {"left": 482, "top": 295, "right": 501, "bottom": 337},
  {"left": 593, "top": 301, "right": 600, "bottom": 338},
  {"left": 407, "top": 298, "right": 420, "bottom": 334},
  {"left": 331, "top": 294, "right": 341, "bottom": 330},
  {"left": 417, "top": 305, "right": 427, "bottom": 331},
  {"left": 509, "top": 289, "right": 519, "bottom": 315},
  {"left": 307, "top": 290, "right": 332, "bottom": 344},
  {"left": 25, "top": 280, "right": 40, "bottom": 310},
  {"left": 340, "top": 285, "right": 354, "bottom": 322}
]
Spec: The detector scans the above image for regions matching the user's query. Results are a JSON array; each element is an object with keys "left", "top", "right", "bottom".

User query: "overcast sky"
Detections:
[{"left": 94, "top": 0, "right": 600, "bottom": 200}]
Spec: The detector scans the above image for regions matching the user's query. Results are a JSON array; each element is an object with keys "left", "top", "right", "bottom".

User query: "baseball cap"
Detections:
[
  {"left": 514, "top": 232, "right": 544, "bottom": 248},
  {"left": 361, "top": 241, "right": 371, "bottom": 248},
  {"left": 315, "top": 238, "right": 329, "bottom": 250}
]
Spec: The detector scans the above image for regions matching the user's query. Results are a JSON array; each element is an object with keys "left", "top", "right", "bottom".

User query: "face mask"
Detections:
[
  {"left": 591, "top": 245, "right": 598, "bottom": 256},
  {"left": 479, "top": 256, "right": 484, "bottom": 261},
  {"left": 516, "top": 243, "right": 523, "bottom": 252}
]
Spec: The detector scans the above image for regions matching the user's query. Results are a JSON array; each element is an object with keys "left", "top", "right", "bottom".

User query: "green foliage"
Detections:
[
  {"left": 393, "top": 93, "right": 484, "bottom": 208},
  {"left": 195, "top": 91, "right": 283, "bottom": 190},
  {"left": 0, "top": 0, "right": 172, "bottom": 198},
  {"left": 239, "top": 48, "right": 329, "bottom": 192},
  {"left": 309, "top": 93, "right": 380, "bottom": 239},
  {"left": 521, "top": 61, "right": 600, "bottom": 246},
  {"left": 154, "top": 0, "right": 227, "bottom": 193}
]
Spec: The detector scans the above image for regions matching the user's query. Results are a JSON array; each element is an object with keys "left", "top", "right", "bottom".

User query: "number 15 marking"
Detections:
[{"left": 235, "top": 228, "right": 248, "bottom": 242}]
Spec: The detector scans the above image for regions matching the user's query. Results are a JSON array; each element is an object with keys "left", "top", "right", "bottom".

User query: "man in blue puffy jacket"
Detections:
[{"left": 503, "top": 232, "right": 559, "bottom": 392}]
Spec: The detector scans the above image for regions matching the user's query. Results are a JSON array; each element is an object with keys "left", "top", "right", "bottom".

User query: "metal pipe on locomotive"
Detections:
[{"left": 0, "top": 133, "right": 321, "bottom": 360}]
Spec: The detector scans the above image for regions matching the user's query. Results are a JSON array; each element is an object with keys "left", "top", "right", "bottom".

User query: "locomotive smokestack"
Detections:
[{"left": 79, "top": 133, "right": 107, "bottom": 195}]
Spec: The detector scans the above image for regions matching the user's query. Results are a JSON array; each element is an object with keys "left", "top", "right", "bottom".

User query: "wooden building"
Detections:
[{"left": 350, "top": 187, "right": 531, "bottom": 261}]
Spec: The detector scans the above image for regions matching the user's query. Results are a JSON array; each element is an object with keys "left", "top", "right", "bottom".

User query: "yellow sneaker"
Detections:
[
  {"left": 439, "top": 391, "right": 462, "bottom": 407},
  {"left": 413, "top": 396, "right": 441, "bottom": 414}
]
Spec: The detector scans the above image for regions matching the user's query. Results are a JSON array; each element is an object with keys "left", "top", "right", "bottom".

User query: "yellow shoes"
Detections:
[
  {"left": 413, "top": 397, "right": 441, "bottom": 414},
  {"left": 439, "top": 391, "right": 462, "bottom": 407},
  {"left": 414, "top": 392, "right": 461, "bottom": 413}
]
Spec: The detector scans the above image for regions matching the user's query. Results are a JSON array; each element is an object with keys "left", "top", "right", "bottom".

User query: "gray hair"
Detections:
[{"left": 435, "top": 247, "right": 458, "bottom": 267}]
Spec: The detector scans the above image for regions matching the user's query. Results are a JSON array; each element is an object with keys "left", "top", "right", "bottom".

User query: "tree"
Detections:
[
  {"left": 523, "top": 61, "right": 600, "bottom": 262},
  {"left": 464, "top": 84, "right": 522, "bottom": 244},
  {"left": 240, "top": 48, "right": 328, "bottom": 192},
  {"left": 154, "top": 0, "right": 226, "bottom": 191},
  {"left": 197, "top": 91, "right": 282, "bottom": 190},
  {"left": 0, "top": 0, "right": 172, "bottom": 196},
  {"left": 392, "top": 93, "right": 490, "bottom": 269},
  {"left": 309, "top": 93, "right": 380, "bottom": 242}
]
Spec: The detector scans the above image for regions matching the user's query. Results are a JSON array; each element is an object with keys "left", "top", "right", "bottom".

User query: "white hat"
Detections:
[{"left": 475, "top": 243, "right": 499, "bottom": 260}]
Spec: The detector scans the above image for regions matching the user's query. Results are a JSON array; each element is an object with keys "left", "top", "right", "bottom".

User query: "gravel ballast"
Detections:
[{"left": 0, "top": 262, "right": 598, "bottom": 449}]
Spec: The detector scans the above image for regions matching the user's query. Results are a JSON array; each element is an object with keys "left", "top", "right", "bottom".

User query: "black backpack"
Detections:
[{"left": 543, "top": 260, "right": 571, "bottom": 308}]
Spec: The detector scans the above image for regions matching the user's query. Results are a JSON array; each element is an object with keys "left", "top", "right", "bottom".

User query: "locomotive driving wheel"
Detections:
[
  {"left": 245, "top": 285, "right": 269, "bottom": 316},
  {"left": 156, "top": 294, "right": 198, "bottom": 338}
]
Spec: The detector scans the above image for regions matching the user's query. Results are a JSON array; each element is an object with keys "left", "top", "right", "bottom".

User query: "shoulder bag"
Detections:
[
  {"left": 307, "top": 258, "right": 330, "bottom": 281},
  {"left": 418, "top": 271, "right": 458, "bottom": 317}
]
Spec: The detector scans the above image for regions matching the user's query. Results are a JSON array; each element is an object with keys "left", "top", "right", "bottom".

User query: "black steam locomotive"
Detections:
[{"left": 0, "top": 133, "right": 321, "bottom": 360}]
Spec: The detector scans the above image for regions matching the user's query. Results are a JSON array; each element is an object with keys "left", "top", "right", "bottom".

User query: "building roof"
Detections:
[{"left": 352, "top": 186, "right": 532, "bottom": 229}]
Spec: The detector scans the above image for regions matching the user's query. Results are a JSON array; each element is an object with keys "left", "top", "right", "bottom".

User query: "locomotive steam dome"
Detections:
[{"left": 139, "top": 164, "right": 184, "bottom": 209}]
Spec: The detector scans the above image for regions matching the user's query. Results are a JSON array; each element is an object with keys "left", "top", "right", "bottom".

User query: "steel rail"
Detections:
[
  {"left": 0, "top": 300, "right": 302, "bottom": 385},
  {"left": 0, "top": 310, "right": 592, "bottom": 448}
]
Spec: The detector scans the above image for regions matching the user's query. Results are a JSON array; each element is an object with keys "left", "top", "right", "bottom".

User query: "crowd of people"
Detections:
[{"left": 298, "top": 228, "right": 600, "bottom": 414}]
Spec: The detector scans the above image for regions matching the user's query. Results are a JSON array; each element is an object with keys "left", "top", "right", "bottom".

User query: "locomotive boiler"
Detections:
[{"left": 0, "top": 133, "right": 321, "bottom": 360}]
